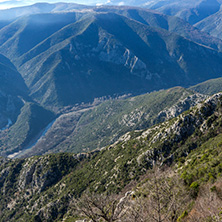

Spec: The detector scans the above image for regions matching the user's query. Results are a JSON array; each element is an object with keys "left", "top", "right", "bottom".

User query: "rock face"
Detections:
[
  {"left": 137, "top": 93, "right": 222, "bottom": 164},
  {"left": 0, "top": 153, "right": 89, "bottom": 221},
  {"left": 157, "top": 93, "right": 208, "bottom": 121},
  {"left": 17, "top": 154, "right": 79, "bottom": 194}
]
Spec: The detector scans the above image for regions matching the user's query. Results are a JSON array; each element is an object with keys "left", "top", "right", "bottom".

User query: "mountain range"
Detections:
[
  {"left": 0, "top": 7, "right": 222, "bottom": 110},
  {"left": 0, "top": 1, "right": 222, "bottom": 221},
  {"left": 0, "top": 2, "right": 222, "bottom": 156}
]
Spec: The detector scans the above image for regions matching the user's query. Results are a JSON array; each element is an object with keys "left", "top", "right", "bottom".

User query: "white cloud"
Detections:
[
  {"left": 118, "top": 1, "right": 125, "bottom": 5},
  {"left": 0, "top": 0, "right": 24, "bottom": 9},
  {"left": 0, "top": 0, "right": 113, "bottom": 9},
  {"left": 95, "top": 0, "right": 113, "bottom": 6}
]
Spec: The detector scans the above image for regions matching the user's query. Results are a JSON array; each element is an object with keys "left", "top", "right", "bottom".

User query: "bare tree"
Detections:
[
  {"left": 123, "top": 197, "right": 148, "bottom": 222},
  {"left": 188, "top": 181, "right": 222, "bottom": 222},
  {"left": 73, "top": 168, "right": 190, "bottom": 222},
  {"left": 73, "top": 191, "right": 127, "bottom": 222},
  {"left": 125, "top": 168, "right": 190, "bottom": 222}
]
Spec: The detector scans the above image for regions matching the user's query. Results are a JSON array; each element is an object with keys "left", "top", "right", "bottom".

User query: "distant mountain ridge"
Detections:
[
  {"left": 94, "top": 6, "right": 222, "bottom": 51},
  {"left": 0, "top": 0, "right": 221, "bottom": 25},
  {"left": 0, "top": 9, "right": 222, "bottom": 110},
  {"left": 195, "top": 10, "right": 222, "bottom": 40},
  {"left": 0, "top": 2, "right": 91, "bottom": 21},
  {"left": 143, "top": 0, "right": 221, "bottom": 25}
]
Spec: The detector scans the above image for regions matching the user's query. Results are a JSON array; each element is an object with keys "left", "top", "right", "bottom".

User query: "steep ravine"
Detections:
[{"left": 8, "top": 119, "right": 56, "bottom": 159}]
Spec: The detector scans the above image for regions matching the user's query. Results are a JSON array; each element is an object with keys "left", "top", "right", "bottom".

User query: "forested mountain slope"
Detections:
[
  {"left": 19, "top": 87, "right": 206, "bottom": 157},
  {"left": 0, "top": 12, "right": 221, "bottom": 110},
  {"left": 190, "top": 77, "right": 222, "bottom": 95},
  {"left": 0, "top": 54, "right": 28, "bottom": 129}
]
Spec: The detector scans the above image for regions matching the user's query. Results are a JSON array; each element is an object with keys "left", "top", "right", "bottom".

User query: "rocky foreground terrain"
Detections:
[{"left": 0, "top": 93, "right": 222, "bottom": 221}]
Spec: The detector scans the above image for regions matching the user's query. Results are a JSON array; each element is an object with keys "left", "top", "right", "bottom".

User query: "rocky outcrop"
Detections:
[
  {"left": 15, "top": 154, "right": 78, "bottom": 195},
  {"left": 157, "top": 93, "right": 208, "bottom": 121},
  {"left": 136, "top": 93, "right": 222, "bottom": 165},
  {"left": 95, "top": 31, "right": 151, "bottom": 78},
  {"left": 119, "top": 92, "right": 207, "bottom": 129},
  {"left": 0, "top": 158, "right": 10, "bottom": 189}
]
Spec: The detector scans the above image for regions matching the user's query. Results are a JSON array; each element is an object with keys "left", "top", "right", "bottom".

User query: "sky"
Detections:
[{"left": 0, "top": 0, "right": 122, "bottom": 9}]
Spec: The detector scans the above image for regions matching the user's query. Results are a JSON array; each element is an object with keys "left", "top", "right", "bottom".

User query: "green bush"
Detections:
[{"left": 190, "top": 181, "right": 199, "bottom": 198}]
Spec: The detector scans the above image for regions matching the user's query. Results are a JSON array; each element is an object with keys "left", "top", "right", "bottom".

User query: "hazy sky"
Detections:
[{"left": 0, "top": 0, "right": 115, "bottom": 9}]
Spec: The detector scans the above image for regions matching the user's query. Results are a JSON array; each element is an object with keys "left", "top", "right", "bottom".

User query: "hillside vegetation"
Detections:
[
  {"left": 20, "top": 87, "right": 207, "bottom": 157},
  {"left": 190, "top": 77, "right": 222, "bottom": 95},
  {"left": 0, "top": 102, "right": 55, "bottom": 156},
  {"left": 1, "top": 93, "right": 222, "bottom": 221}
]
